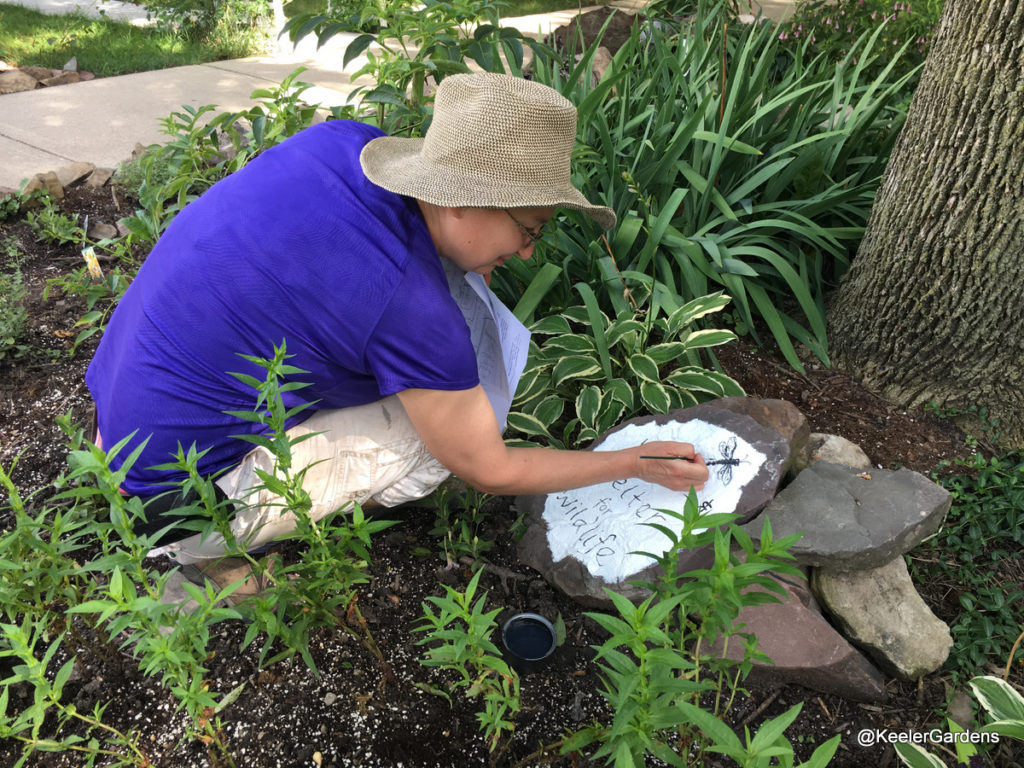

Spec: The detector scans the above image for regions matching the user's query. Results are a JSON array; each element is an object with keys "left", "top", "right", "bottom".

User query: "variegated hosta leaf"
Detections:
[
  {"left": 561, "top": 305, "right": 609, "bottom": 327},
  {"left": 627, "top": 353, "right": 661, "bottom": 384},
  {"left": 596, "top": 398, "right": 627, "bottom": 433},
  {"left": 575, "top": 386, "right": 603, "bottom": 430},
  {"left": 551, "top": 355, "right": 603, "bottom": 387},
  {"left": 512, "top": 369, "right": 552, "bottom": 406},
  {"left": 703, "top": 369, "right": 745, "bottom": 397},
  {"left": 666, "top": 292, "right": 732, "bottom": 335},
  {"left": 681, "top": 328, "right": 737, "bottom": 350},
  {"left": 530, "top": 315, "right": 572, "bottom": 335},
  {"left": 605, "top": 317, "right": 646, "bottom": 348},
  {"left": 531, "top": 394, "right": 565, "bottom": 426},
  {"left": 645, "top": 342, "right": 688, "bottom": 366},
  {"left": 540, "top": 334, "right": 598, "bottom": 355},
  {"left": 605, "top": 377, "right": 635, "bottom": 410},
  {"left": 640, "top": 381, "right": 672, "bottom": 414},
  {"left": 970, "top": 676, "right": 1024, "bottom": 723},
  {"left": 666, "top": 386, "right": 699, "bottom": 410},
  {"left": 665, "top": 367, "right": 727, "bottom": 397},
  {"left": 506, "top": 411, "right": 555, "bottom": 439}
]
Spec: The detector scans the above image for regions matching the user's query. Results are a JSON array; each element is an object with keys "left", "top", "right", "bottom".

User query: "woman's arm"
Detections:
[{"left": 397, "top": 385, "right": 708, "bottom": 496}]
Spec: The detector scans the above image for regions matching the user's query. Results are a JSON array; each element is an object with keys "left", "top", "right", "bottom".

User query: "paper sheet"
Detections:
[{"left": 441, "top": 259, "right": 530, "bottom": 429}]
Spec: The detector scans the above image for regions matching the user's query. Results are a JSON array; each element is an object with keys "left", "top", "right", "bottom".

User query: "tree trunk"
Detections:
[{"left": 828, "top": 0, "right": 1024, "bottom": 448}]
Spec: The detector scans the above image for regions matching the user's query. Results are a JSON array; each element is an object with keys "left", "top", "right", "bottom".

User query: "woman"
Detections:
[{"left": 86, "top": 72, "right": 707, "bottom": 585}]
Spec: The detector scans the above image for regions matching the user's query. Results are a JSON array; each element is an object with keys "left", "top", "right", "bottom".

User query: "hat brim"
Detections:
[{"left": 360, "top": 136, "right": 617, "bottom": 231}]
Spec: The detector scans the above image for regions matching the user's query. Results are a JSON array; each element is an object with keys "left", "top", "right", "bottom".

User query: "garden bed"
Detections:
[{"left": 1, "top": 185, "right": 1021, "bottom": 767}]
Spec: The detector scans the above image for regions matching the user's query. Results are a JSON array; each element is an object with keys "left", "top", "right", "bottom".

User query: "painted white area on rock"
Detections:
[{"left": 543, "top": 419, "right": 766, "bottom": 582}]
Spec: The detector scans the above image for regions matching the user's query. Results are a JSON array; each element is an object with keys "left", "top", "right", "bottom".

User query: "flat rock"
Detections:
[
  {"left": 812, "top": 558, "right": 952, "bottom": 680},
  {"left": 708, "top": 564, "right": 887, "bottom": 702},
  {"left": 56, "top": 162, "right": 96, "bottom": 189},
  {"left": 517, "top": 400, "right": 791, "bottom": 607},
  {"left": 0, "top": 70, "right": 39, "bottom": 94},
  {"left": 742, "top": 462, "right": 951, "bottom": 569}
]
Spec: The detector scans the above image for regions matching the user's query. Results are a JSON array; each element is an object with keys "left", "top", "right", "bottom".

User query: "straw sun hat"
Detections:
[{"left": 359, "top": 72, "right": 616, "bottom": 230}]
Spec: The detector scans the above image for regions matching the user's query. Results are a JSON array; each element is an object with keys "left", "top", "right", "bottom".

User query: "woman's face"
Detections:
[{"left": 431, "top": 206, "right": 556, "bottom": 278}]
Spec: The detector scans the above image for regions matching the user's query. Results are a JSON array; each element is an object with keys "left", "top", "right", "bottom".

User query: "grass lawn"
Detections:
[{"left": 0, "top": 3, "right": 268, "bottom": 77}]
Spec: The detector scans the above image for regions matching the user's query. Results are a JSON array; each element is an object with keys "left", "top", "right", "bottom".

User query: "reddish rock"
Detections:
[
  {"left": 709, "top": 563, "right": 888, "bottom": 702},
  {"left": 79, "top": 71, "right": 96, "bottom": 81}
]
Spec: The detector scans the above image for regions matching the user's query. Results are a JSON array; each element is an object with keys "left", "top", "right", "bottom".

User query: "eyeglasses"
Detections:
[{"left": 505, "top": 210, "right": 554, "bottom": 246}]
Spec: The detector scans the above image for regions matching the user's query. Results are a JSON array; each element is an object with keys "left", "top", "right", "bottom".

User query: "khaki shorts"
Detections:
[{"left": 148, "top": 395, "right": 449, "bottom": 564}]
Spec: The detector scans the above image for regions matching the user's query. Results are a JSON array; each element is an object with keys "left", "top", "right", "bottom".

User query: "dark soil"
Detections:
[{"left": 1, "top": 185, "right": 1020, "bottom": 768}]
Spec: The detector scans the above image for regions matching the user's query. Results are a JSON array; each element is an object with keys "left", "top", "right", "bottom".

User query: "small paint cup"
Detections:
[{"left": 501, "top": 613, "right": 557, "bottom": 674}]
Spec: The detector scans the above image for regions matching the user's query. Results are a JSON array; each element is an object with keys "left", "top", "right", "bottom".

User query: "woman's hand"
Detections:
[{"left": 626, "top": 441, "right": 708, "bottom": 492}]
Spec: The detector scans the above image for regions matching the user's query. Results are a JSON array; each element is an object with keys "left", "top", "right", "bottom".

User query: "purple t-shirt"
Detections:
[{"left": 86, "top": 120, "right": 479, "bottom": 495}]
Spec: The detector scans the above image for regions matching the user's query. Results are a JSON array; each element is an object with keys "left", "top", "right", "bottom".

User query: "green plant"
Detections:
[
  {"left": 143, "top": 0, "right": 271, "bottom": 46},
  {"left": 25, "top": 196, "right": 85, "bottom": 245},
  {"left": 283, "top": 0, "right": 546, "bottom": 132},
  {"left": 120, "top": 69, "right": 339, "bottom": 246},
  {"left": 912, "top": 451, "right": 1024, "bottom": 682},
  {"left": 507, "top": 291, "right": 743, "bottom": 448},
  {"left": 429, "top": 482, "right": 494, "bottom": 567},
  {"left": 414, "top": 568, "right": 521, "bottom": 757},
  {"left": 0, "top": 618, "right": 151, "bottom": 767},
  {"left": 44, "top": 243, "right": 133, "bottom": 355},
  {"left": 562, "top": 491, "right": 833, "bottom": 766},
  {"left": 514, "top": 1, "right": 917, "bottom": 372},
  {"left": 893, "top": 675, "right": 1021, "bottom": 768},
  {"left": 0, "top": 238, "right": 28, "bottom": 361}
]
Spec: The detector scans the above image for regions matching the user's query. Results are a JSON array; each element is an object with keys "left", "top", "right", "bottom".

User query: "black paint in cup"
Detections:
[{"left": 501, "top": 613, "right": 556, "bottom": 673}]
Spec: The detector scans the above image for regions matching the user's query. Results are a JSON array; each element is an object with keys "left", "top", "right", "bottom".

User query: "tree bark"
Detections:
[{"left": 828, "top": 0, "right": 1024, "bottom": 447}]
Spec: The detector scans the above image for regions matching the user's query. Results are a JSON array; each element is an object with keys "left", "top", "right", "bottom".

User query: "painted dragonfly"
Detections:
[{"left": 705, "top": 436, "right": 742, "bottom": 485}]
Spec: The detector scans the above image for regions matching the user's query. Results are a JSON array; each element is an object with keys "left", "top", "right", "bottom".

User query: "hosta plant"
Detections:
[{"left": 507, "top": 289, "right": 743, "bottom": 448}]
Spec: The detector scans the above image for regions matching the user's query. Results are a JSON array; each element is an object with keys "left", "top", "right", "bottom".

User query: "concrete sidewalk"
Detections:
[{"left": 0, "top": 1, "right": 794, "bottom": 190}]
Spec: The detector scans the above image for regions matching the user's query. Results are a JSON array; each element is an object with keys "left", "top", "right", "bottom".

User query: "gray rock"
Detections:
[
  {"left": 791, "top": 433, "right": 871, "bottom": 475},
  {"left": 708, "top": 563, "right": 887, "bottom": 702},
  {"left": 56, "top": 162, "right": 95, "bottom": 189},
  {"left": 0, "top": 70, "right": 38, "bottom": 94},
  {"left": 742, "top": 462, "right": 951, "bottom": 569},
  {"left": 517, "top": 400, "right": 791, "bottom": 607},
  {"left": 63, "top": 56, "right": 78, "bottom": 72},
  {"left": 87, "top": 221, "right": 119, "bottom": 241},
  {"left": 812, "top": 558, "right": 952, "bottom": 681}
]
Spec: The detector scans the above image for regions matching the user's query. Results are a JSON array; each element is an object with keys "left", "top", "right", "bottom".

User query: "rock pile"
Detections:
[
  {"left": 0, "top": 58, "right": 94, "bottom": 94},
  {"left": 516, "top": 397, "right": 954, "bottom": 702}
]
